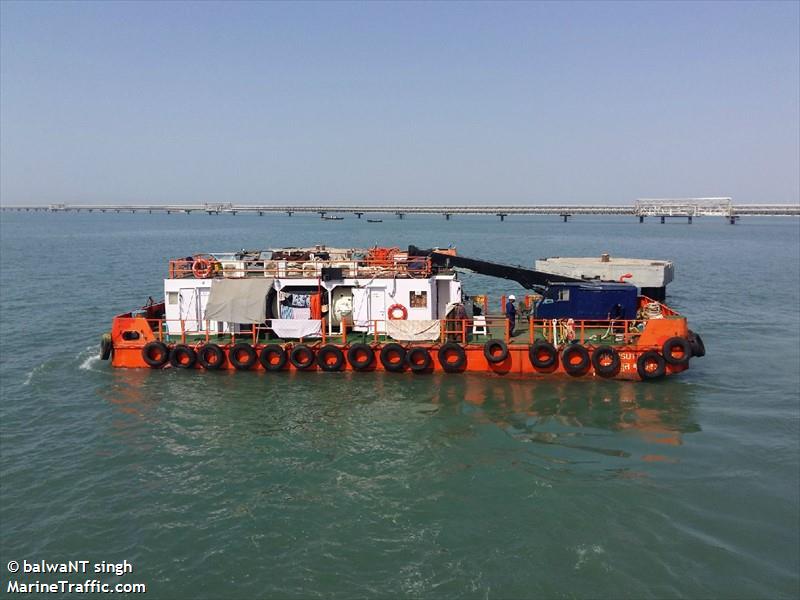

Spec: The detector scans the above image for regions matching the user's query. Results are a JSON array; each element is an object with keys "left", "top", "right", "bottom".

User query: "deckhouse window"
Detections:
[
  {"left": 557, "top": 289, "right": 570, "bottom": 302},
  {"left": 410, "top": 291, "right": 427, "bottom": 308},
  {"left": 168, "top": 292, "right": 179, "bottom": 305}
]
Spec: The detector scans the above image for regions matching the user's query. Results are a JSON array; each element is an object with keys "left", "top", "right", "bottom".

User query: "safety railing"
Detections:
[
  {"left": 168, "top": 256, "right": 434, "bottom": 280},
  {"left": 135, "top": 316, "right": 647, "bottom": 348}
]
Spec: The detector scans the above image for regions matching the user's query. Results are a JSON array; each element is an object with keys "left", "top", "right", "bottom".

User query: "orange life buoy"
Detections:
[
  {"left": 192, "top": 258, "right": 214, "bottom": 278},
  {"left": 387, "top": 303, "right": 408, "bottom": 320}
]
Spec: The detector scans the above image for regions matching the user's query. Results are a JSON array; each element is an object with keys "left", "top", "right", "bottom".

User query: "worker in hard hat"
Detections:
[{"left": 506, "top": 294, "right": 517, "bottom": 337}]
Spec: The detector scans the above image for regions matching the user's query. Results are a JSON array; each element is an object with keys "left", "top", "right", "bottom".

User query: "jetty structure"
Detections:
[{"left": 2, "top": 198, "right": 799, "bottom": 224}]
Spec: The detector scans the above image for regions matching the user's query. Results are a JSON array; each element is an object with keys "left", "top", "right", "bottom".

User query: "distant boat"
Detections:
[
  {"left": 367, "top": 219, "right": 382, "bottom": 223},
  {"left": 321, "top": 215, "right": 344, "bottom": 220}
]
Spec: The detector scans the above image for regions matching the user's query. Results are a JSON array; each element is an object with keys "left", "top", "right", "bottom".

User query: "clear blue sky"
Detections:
[{"left": 1, "top": 1, "right": 798, "bottom": 205}]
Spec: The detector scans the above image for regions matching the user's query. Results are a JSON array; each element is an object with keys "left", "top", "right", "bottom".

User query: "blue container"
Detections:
[{"left": 534, "top": 282, "right": 638, "bottom": 320}]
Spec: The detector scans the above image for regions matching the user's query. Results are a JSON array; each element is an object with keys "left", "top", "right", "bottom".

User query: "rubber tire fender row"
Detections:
[
  {"left": 662, "top": 336, "right": 691, "bottom": 366},
  {"left": 380, "top": 343, "right": 407, "bottom": 372},
  {"left": 347, "top": 343, "right": 375, "bottom": 370},
  {"left": 142, "top": 341, "right": 170, "bottom": 368},
  {"left": 637, "top": 350, "right": 667, "bottom": 381},
  {"left": 562, "top": 344, "right": 591, "bottom": 376},
  {"left": 170, "top": 344, "right": 197, "bottom": 369},
  {"left": 438, "top": 342, "right": 467, "bottom": 373},
  {"left": 198, "top": 343, "right": 225, "bottom": 370},
  {"left": 529, "top": 340, "right": 558, "bottom": 370},
  {"left": 688, "top": 329, "right": 706, "bottom": 358},
  {"left": 229, "top": 343, "right": 258, "bottom": 370},
  {"left": 290, "top": 344, "right": 316, "bottom": 370},
  {"left": 317, "top": 345, "right": 345, "bottom": 372},
  {"left": 406, "top": 347, "right": 432, "bottom": 373},
  {"left": 591, "top": 346, "right": 621, "bottom": 378},
  {"left": 483, "top": 339, "right": 509, "bottom": 364},
  {"left": 259, "top": 344, "right": 287, "bottom": 371}
]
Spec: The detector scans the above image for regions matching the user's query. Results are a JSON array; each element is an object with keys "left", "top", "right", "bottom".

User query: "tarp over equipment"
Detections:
[{"left": 204, "top": 279, "right": 273, "bottom": 323}]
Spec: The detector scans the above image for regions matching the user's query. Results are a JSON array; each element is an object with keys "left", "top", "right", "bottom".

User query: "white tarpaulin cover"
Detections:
[
  {"left": 386, "top": 319, "right": 441, "bottom": 342},
  {"left": 204, "top": 278, "right": 273, "bottom": 324},
  {"left": 270, "top": 319, "right": 322, "bottom": 339}
]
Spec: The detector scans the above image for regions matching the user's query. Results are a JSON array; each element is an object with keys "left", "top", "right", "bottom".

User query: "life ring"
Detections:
[
  {"left": 387, "top": 304, "right": 408, "bottom": 320},
  {"left": 483, "top": 339, "right": 509, "bottom": 364},
  {"left": 562, "top": 344, "right": 591, "bottom": 376},
  {"left": 170, "top": 344, "right": 197, "bottom": 369},
  {"left": 406, "top": 347, "right": 432, "bottom": 372},
  {"left": 637, "top": 351, "right": 666, "bottom": 381},
  {"left": 438, "top": 342, "right": 466, "bottom": 372},
  {"left": 259, "top": 344, "right": 287, "bottom": 371},
  {"left": 229, "top": 343, "right": 257, "bottom": 370},
  {"left": 662, "top": 337, "right": 691, "bottom": 365},
  {"left": 289, "top": 344, "right": 316, "bottom": 370},
  {"left": 380, "top": 343, "right": 406, "bottom": 372},
  {"left": 529, "top": 340, "right": 558, "bottom": 370},
  {"left": 198, "top": 343, "right": 225, "bottom": 370},
  {"left": 192, "top": 257, "right": 215, "bottom": 279},
  {"left": 347, "top": 343, "right": 375, "bottom": 370},
  {"left": 316, "top": 345, "right": 345, "bottom": 372},
  {"left": 142, "top": 341, "right": 169, "bottom": 368},
  {"left": 591, "top": 346, "right": 621, "bottom": 377}
]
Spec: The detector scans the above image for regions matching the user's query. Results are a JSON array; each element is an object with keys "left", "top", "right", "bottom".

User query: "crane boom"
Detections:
[{"left": 428, "top": 251, "right": 582, "bottom": 290}]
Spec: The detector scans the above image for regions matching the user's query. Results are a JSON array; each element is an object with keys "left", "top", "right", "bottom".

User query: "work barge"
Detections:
[{"left": 104, "top": 245, "right": 705, "bottom": 381}]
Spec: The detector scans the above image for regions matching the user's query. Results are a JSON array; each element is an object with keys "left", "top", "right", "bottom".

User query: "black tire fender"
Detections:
[
  {"left": 229, "top": 343, "right": 258, "bottom": 370},
  {"left": 562, "top": 344, "right": 591, "bottom": 376},
  {"left": 380, "top": 343, "right": 407, "bottom": 372},
  {"left": 100, "top": 333, "right": 113, "bottom": 360},
  {"left": 170, "top": 344, "right": 197, "bottom": 369},
  {"left": 259, "top": 344, "right": 287, "bottom": 371},
  {"left": 591, "top": 346, "right": 621, "bottom": 377},
  {"left": 347, "top": 343, "right": 375, "bottom": 370},
  {"left": 317, "top": 345, "right": 345, "bottom": 372},
  {"left": 289, "top": 344, "right": 316, "bottom": 370},
  {"left": 438, "top": 342, "right": 467, "bottom": 373},
  {"left": 198, "top": 343, "right": 225, "bottom": 370},
  {"left": 142, "top": 341, "right": 169, "bottom": 368},
  {"left": 406, "top": 347, "right": 432, "bottom": 372},
  {"left": 688, "top": 329, "right": 706, "bottom": 357},
  {"left": 637, "top": 351, "right": 667, "bottom": 381},
  {"left": 529, "top": 340, "right": 558, "bottom": 370},
  {"left": 662, "top": 337, "right": 691, "bottom": 365},
  {"left": 483, "top": 339, "right": 508, "bottom": 364}
]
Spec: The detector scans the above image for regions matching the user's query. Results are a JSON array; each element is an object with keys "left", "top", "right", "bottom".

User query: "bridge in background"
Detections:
[{"left": 1, "top": 198, "right": 798, "bottom": 224}]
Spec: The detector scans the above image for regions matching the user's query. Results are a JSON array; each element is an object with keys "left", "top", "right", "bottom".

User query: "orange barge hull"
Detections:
[{"left": 108, "top": 311, "right": 695, "bottom": 381}]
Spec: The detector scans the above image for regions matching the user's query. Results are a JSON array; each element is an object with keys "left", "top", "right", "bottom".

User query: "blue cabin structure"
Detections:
[{"left": 535, "top": 282, "right": 638, "bottom": 320}]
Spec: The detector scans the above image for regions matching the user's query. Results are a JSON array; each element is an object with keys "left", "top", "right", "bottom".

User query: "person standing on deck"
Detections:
[{"left": 506, "top": 294, "right": 517, "bottom": 337}]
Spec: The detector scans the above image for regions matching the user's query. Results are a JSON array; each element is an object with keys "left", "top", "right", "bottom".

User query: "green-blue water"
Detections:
[{"left": 1, "top": 212, "right": 798, "bottom": 599}]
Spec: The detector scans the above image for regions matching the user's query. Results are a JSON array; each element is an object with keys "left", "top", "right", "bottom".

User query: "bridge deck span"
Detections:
[{"left": 1, "top": 203, "right": 798, "bottom": 219}]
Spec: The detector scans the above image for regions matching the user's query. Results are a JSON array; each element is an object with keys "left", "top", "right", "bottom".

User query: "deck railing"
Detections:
[
  {"left": 137, "top": 315, "right": 647, "bottom": 347},
  {"left": 168, "top": 256, "right": 434, "bottom": 280}
]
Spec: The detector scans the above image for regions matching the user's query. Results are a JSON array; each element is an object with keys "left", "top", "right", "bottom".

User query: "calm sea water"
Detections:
[{"left": 1, "top": 212, "right": 798, "bottom": 599}]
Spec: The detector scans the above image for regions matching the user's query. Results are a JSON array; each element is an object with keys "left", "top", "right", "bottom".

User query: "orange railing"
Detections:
[
  {"left": 138, "top": 315, "right": 648, "bottom": 347},
  {"left": 168, "top": 256, "right": 434, "bottom": 280}
]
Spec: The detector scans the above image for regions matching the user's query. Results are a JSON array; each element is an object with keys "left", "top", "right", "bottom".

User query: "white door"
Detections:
[
  {"left": 370, "top": 289, "right": 386, "bottom": 333},
  {"left": 352, "top": 288, "right": 370, "bottom": 330},
  {"left": 179, "top": 288, "right": 200, "bottom": 332},
  {"left": 198, "top": 288, "right": 211, "bottom": 332}
]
